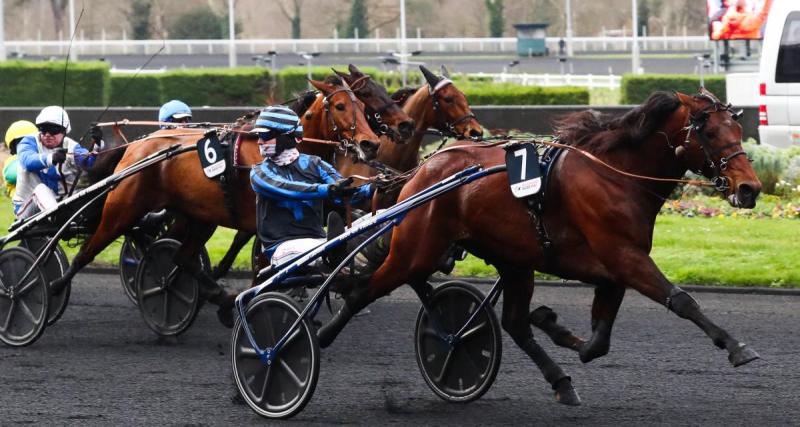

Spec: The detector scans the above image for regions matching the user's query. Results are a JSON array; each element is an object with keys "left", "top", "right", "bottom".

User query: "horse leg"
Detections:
[
  {"left": 497, "top": 264, "right": 581, "bottom": 406},
  {"left": 607, "top": 250, "right": 759, "bottom": 367},
  {"left": 529, "top": 283, "right": 625, "bottom": 363},
  {"left": 211, "top": 231, "right": 253, "bottom": 280},
  {"left": 170, "top": 220, "right": 236, "bottom": 327},
  {"left": 51, "top": 196, "right": 152, "bottom": 294},
  {"left": 317, "top": 225, "right": 450, "bottom": 349}
]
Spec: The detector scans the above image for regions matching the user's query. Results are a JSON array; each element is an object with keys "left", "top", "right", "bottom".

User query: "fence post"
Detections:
[
  {"left": 683, "top": 26, "right": 688, "bottom": 49},
  {"left": 417, "top": 27, "right": 422, "bottom": 51},
  {"left": 355, "top": 28, "right": 360, "bottom": 53},
  {"left": 334, "top": 28, "right": 339, "bottom": 53}
]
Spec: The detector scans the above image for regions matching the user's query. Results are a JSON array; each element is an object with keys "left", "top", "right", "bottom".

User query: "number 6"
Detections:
[{"left": 204, "top": 139, "right": 217, "bottom": 163}]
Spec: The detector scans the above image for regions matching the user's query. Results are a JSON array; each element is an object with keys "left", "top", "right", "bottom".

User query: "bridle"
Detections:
[
  {"left": 321, "top": 87, "right": 370, "bottom": 162},
  {"left": 679, "top": 93, "right": 747, "bottom": 193},
  {"left": 428, "top": 80, "right": 477, "bottom": 139},
  {"left": 347, "top": 74, "right": 398, "bottom": 141}
]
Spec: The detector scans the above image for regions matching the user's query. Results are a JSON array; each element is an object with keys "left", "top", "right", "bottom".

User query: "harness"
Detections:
[
  {"left": 321, "top": 88, "right": 372, "bottom": 164},
  {"left": 428, "top": 80, "right": 477, "bottom": 139},
  {"left": 681, "top": 94, "right": 747, "bottom": 193},
  {"left": 349, "top": 75, "right": 397, "bottom": 140}
]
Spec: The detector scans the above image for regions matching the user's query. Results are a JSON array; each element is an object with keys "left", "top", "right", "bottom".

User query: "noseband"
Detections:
[
  {"left": 682, "top": 95, "right": 747, "bottom": 193},
  {"left": 428, "top": 81, "right": 477, "bottom": 139}
]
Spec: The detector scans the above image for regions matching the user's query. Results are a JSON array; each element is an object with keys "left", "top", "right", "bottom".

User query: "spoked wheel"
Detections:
[
  {"left": 121, "top": 235, "right": 210, "bottom": 306},
  {"left": 414, "top": 281, "right": 502, "bottom": 403},
  {"left": 20, "top": 238, "right": 70, "bottom": 325},
  {"left": 0, "top": 247, "right": 49, "bottom": 347},
  {"left": 135, "top": 239, "right": 201, "bottom": 336},
  {"left": 231, "top": 292, "right": 320, "bottom": 419}
]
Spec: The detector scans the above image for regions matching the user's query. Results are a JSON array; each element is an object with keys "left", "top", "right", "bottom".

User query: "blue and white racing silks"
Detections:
[
  {"left": 13, "top": 134, "right": 96, "bottom": 208},
  {"left": 250, "top": 153, "right": 373, "bottom": 248}
]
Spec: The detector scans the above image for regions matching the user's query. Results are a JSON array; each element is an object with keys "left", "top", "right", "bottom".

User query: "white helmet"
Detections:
[{"left": 35, "top": 106, "right": 71, "bottom": 134}]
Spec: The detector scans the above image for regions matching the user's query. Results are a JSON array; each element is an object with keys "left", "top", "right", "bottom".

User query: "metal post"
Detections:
[
  {"left": 400, "top": 0, "right": 408, "bottom": 87},
  {"left": 0, "top": 0, "right": 6, "bottom": 61},
  {"left": 565, "top": 0, "right": 574, "bottom": 57},
  {"left": 228, "top": 0, "right": 236, "bottom": 67},
  {"left": 631, "top": 0, "right": 640, "bottom": 74},
  {"left": 68, "top": 0, "right": 76, "bottom": 60}
]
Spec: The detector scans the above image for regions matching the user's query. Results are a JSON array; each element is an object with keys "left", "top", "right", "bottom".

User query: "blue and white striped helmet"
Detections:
[
  {"left": 252, "top": 106, "right": 303, "bottom": 140},
  {"left": 158, "top": 100, "right": 192, "bottom": 124}
]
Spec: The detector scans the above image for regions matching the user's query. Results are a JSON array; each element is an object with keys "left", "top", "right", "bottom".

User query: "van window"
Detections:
[{"left": 776, "top": 11, "right": 800, "bottom": 83}]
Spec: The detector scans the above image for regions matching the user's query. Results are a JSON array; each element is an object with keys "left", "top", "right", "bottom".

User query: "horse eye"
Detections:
[
  {"left": 443, "top": 97, "right": 454, "bottom": 103},
  {"left": 335, "top": 103, "right": 346, "bottom": 111}
]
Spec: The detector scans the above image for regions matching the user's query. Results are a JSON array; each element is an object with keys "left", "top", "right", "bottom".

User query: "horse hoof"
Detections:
[
  {"left": 216, "top": 306, "right": 234, "bottom": 329},
  {"left": 729, "top": 343, "right": 760, "bottom": 367},
  {"left": 553, "top": 378, "right": 582, "bottom": 406}
]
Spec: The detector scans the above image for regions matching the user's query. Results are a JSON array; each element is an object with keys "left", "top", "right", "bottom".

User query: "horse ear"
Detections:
[
  {"left": 309, "top": 79, "right": 335, "bottom": 94},
  {"left": 348, "top": 63, "right": 363, "bottom": 76},
  {"left": 419, "top": 65, "right": 441, "bottom": 88},
  {"left": 674, "top": 92, "right": 695, "bottom": 107},
  {"left": 332, "top": 68, "right": 351, "bottom": 83},
  {"left": 440, "top": 64, "right": 451, "bottom": 79}
]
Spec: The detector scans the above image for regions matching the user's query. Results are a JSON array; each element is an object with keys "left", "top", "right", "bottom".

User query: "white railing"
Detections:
[
  {"left": 2, "top": 36, "right": 717, "bottom": 57},
  {"left": 474, "top": 72, "right": 622, "bottom": 89}
]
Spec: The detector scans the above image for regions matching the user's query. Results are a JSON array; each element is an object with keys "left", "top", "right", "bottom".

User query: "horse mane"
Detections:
[
  {"left": 391, "top": 87, "right": 419, "bottom": 107},
  {"left": 554, "top": 91, "right": 681, "bottom": 153}
]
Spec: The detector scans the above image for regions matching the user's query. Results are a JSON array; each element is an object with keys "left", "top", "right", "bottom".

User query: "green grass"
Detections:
[
  {"left": 2, "top": 193, "right": 797, "bottom": 287},
  {"left": 454, "top": 215, "right": 800, "bottom": 288}
]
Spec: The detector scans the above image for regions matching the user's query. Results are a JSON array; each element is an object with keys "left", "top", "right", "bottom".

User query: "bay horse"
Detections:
[
  {"left": 316, "top": 89, "right": 762, "bottom": 405},
  {"left": 50, "top": 78, "right": 381, "bottom": 326},
  {"left": 329, "top": 65, "right": 484, "bottom": 207}
]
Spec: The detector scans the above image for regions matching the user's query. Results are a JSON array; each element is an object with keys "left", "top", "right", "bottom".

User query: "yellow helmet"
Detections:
[{"left": 4, "top": 120, "right": 38, "bottom": 145}]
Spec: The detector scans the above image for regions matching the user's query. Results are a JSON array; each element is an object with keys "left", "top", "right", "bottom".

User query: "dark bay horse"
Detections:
[
  {"left": 51, "top": 79, "right": 381, "bottom": 325},
  {"left": 317, "top": 89, "right": 762, "bottom": 405}
]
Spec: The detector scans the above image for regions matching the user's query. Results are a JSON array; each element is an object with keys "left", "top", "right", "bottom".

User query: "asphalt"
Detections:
[{"left": 0, "top": 273, "right": 798, "bottom": 425}]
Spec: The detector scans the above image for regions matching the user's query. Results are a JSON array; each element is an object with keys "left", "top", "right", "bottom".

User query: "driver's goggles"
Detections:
[{"left": 38, "top": 124, "right": 66, "bottom": 135}]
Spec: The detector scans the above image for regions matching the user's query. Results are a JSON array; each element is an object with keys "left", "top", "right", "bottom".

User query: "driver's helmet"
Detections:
[
  {"left": 158, "top": 100, "right": 192, "bottom": 126},
  {"left": 4, "top": 120, "right": 38, "bottom": 153},
  {"left": 35, "top": 106, "right": 71, "bottom": 134},
  {"left": 252, "top": 106, "right": 303, "bottom": 155}
]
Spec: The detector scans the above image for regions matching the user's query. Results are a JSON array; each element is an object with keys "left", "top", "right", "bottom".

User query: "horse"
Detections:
[
  {"left": 316, "top": 89, "right": 763, "bottom": 405},
  {"left": 328, "top": 65, "right": 484, "bottom": 207},
  {"left": 50, "top": 78, "right": 382, "bottom": 326}
]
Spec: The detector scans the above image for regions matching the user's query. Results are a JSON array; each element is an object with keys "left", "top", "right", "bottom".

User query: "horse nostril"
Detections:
[
  {"left": 399, "top": 121, "right": 414, "bottom": 135},
  {"left": 737, "top": 182, "right": 759, "bottom": 207},
  {"left": 469, "top": 128, "right": 483, "bottom": 138},
  {"left": 359, "top": 140, "right": 378, "bottom": 152}
]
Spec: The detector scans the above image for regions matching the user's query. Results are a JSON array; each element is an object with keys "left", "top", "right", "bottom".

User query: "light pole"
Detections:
[
  {"left": 0, "top": 0, "right": 6, "bottom": 61},
  {"left": 631, "top": 0, "right": 640, "bottom": 74},
  {"left": 565, "top": 0, "right": 573, "bottom": 57},
  {"left": 399, "top": 0, "right": 408, "bottom": 86},
  {"left": 299, "top": 52, "right": 320, "bottom": 88},
  {"left": 228, "top": 0, "right": 236, "bottom": 68},
  {"left": 68, "top": 0, "right": 76, "bottom": 60}
]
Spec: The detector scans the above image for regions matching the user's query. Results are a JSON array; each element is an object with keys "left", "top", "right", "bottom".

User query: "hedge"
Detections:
[
  {"left": 621, "top": 74, "right": 726, "bottom": 104},
  {"left": 109, "top": 73, "right": 162, "bottom": 106},
  {"left": 0, "top": 60, "right": 110, "bottom": 106},
  {"left": 460, "top": 83, "right": 589, "bottom": 105},
  {"left": 276, "top": 65, "right": 380, "bottom": 100},
  {"left": 159, "top": 67, "right": 272, "bottom": 106}
]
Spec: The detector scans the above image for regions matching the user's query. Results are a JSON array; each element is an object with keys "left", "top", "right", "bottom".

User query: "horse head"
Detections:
[
  {"left": 674, "top": 89, "right": 761, "bottom": 208},
  {"left": 332, "top": 64, "right": 415, "bottom": 144},
  {"left": 419, "top": 65, "right": 483, "bottom": 140},
  {"left": 307, "top": 79, "right": 381, "bottom": 162}
]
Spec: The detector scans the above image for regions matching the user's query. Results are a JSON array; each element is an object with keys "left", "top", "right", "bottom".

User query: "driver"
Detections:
[
  {"left": 249, "top": 106, "right": 373, "bottom": 267},
  {"left": 13, "top": 106, "right": 102, "bottom": 217}
]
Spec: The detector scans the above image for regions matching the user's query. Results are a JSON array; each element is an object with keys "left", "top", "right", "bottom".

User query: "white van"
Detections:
[{"left": 759, "top": 0, "right": 800, "bottom": 148}]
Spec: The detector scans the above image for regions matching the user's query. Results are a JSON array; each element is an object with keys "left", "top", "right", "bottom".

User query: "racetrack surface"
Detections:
[{"left": 1, "top": 273, "right": 797, "bottom": 425}]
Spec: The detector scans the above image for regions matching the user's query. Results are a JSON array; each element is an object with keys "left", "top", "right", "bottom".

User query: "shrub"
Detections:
[
  {"left": 744, "top": 141, "right": 788, "bottom": 194},
  {"left": 621, "top": 74, "right": 726, "bottom": 104},
  {"left": 276, "top": 65, "right": 380, "bottom": 100},
  {"left": 0, "top": 60, "right": 110, "bottom": 106},
  {"left": 109, "top": 73, "right": 162, "bottom": 106},
  {"left": 460, "top": 83, "right": 589, "bottom": 105},
  {"left": 159, "top": 67, "right": 271, "bottom": 106}
]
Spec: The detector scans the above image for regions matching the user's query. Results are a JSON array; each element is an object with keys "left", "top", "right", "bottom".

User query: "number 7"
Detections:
[{"left": 514, "top": 148, "right": 527, "bottom": 180}]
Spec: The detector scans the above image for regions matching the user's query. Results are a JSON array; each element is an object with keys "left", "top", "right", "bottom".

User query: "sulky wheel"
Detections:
[
  {"left": 20, "top": 238, "right": 70, "bottom": 326},
  {"left": 414, "top": 281, "right": 502, "bottom": 403},
  {"left": 231, "top": 292, "right": 320, "bottom": 420},
  {"left": 121, "top": 236, "right": 211, "bottom": 306},
  {"left": 0, "top": 247, "right": 50, "bottom": 347},
  {"left": 135, "top": 239, "right": 201, "bottom": 336}
]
